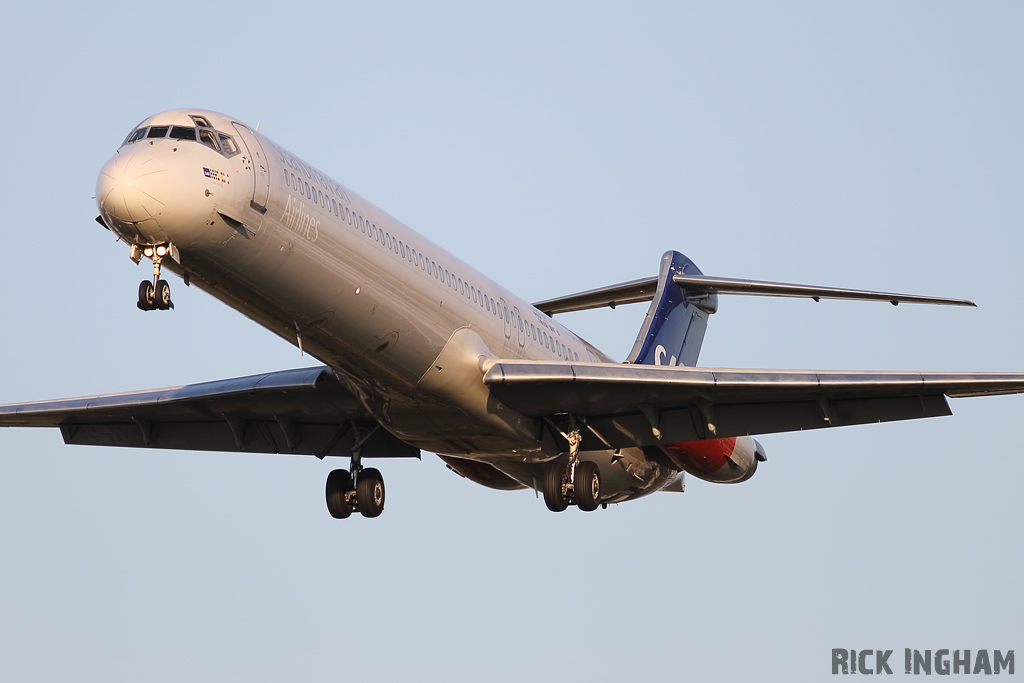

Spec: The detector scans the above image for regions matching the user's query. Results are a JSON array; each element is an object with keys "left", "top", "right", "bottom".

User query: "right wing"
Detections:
[
  {"left": 483, "top": 361, "right": 1024, "bottom": 449},
  {"left": 0, "top": 367, "right": 419, "bottom": 459}
]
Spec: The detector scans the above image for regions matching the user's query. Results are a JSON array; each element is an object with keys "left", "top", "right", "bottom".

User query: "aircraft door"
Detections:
[
  {"left": 231, "top": 123, "right": 271, "bottom": 211},
  {"left": 513, "top": 306, "right": 526, "bottom": 347}
]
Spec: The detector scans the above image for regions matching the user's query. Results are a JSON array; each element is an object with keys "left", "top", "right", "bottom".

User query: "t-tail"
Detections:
[{"left": 626, "top": 251, "right": 718, "bottom": 367}]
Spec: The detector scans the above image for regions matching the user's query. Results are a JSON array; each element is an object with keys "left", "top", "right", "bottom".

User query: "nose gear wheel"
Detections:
[{"left": 133, "top": 244, "right": 174, "bottom": 311}]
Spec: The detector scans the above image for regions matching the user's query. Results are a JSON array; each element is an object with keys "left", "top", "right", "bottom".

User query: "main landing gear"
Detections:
[
  {"left": 325, "top": 450, "right": 386, "bottom": 519},
  {"left": 543, "top": 424, "right": 602, "bottom": 513},
  {"left": 134, "top": 244, "right": 174, "bottom": 311}
]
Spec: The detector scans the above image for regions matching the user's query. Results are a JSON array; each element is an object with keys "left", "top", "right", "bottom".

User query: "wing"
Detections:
[
  {"left": 0, "top": 367, "right": 419, "bottom": 458},
  {"left": 483, "top": 361, "right": 1024, "bottom": 449}
]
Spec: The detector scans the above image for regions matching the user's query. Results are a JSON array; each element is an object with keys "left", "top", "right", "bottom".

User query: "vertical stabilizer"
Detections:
[{"left": 626, "top": 251, "right": 717, "bottom": 366}]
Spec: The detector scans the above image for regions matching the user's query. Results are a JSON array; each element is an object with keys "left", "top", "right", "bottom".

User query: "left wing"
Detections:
[
  {"left": 483, "top": 361, "right": 1024, "bottom": 449},
  {"left": 0, "top": 367, "right": 419, "bottom": 459}
]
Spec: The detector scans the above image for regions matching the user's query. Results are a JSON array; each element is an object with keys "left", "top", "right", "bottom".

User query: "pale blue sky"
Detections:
[{"left": 0, "top": 2, "right": 1022, "bottom": 681}]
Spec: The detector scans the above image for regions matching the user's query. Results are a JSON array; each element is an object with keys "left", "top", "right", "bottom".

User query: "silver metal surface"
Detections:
[{"left": 672, "top": 274, "right": 977, "bottom": 307}]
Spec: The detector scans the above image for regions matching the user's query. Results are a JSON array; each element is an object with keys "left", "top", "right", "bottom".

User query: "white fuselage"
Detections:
[{"left": 97, "top": 108, "right": 680, "bottom": 502}]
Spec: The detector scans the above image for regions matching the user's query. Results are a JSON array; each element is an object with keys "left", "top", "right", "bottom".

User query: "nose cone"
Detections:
[{"left": 96, "top": 152, "right": 168, "bottom": 243}]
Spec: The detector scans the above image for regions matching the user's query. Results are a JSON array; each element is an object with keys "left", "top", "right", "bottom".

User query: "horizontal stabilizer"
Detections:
[
  {"left": 672, "top": 275, "right": 976, "bottom": 307},
  {"left": 533, "top": 273, "right": 974, "bottom": 315},
  {"left": 533, "top": 277, "right": 658, "bottom": 315}
]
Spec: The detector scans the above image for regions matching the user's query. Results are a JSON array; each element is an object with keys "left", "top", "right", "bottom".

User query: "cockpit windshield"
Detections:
[{"left": 120, "top": 116, "right": 241, "bottom": 158}]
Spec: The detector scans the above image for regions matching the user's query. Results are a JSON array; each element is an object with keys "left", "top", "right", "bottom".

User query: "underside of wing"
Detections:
[
  {"left": 483, "top": 361, "right": 1024, "bottom": 450},
  {"left": 0, "top": 367, "right": 419, "bottom": 459}
]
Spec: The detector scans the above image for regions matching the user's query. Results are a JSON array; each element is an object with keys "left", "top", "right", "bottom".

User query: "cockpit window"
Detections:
[
  {"left": 218, "top": 133, "right": 240, "bottom": 157},
  {"left": 119, "top": 120, "right": 240, "bottom": 158},
  {"left": 123, "top": 127, "right": 147, "bottom": 145},
  {"left": 169, "top": 126, "right": 197, "bottom": 141},
  {"left": 198, "top": 129, "right": 219, "bottom": 151}
]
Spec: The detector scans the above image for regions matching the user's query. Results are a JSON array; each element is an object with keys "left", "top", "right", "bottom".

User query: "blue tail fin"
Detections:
[{"left": 626, "top": 251, "right": 717, "bottom": 366}]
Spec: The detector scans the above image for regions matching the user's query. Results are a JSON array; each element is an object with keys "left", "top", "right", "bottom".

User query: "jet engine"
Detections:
[{"left": 660, "top": 436, "right": 767, "bottom": 484}]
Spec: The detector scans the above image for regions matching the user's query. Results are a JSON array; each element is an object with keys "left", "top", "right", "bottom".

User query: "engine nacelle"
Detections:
[{"left": 660, "top": 436, "right": 766, "bottom": 484}]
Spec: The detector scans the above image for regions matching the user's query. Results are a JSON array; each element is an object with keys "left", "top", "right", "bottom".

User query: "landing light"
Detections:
[
  {"left": 156, "top": 246, "right": 167, "bottom": 257},
  {"left": 143, "top": 247, "right": 154, "bottom": 257}
]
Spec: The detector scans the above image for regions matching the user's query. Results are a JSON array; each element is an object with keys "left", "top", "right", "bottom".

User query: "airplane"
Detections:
[{"left": 2, "top": 107, "right": 1023, "bottom": 520}]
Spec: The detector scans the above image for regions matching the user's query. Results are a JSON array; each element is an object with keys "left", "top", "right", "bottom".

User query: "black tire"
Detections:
[
  {"left": 155, "top": 279, "right": 171, "bottom": 310},
  {"left": 543, "top": 461, "right": 569, "bottom": 512},
  {"left": 356, "top": 468, "right": 385, "bottom": 518},
  {"left": 137, "top": 280, "right": 154, "bottom": 310},
  {"left": 325, "top": 469, "right": 353, "bottom": 519},
  {"left": 575, "top": 461, "right": 601, "bottom": 512}
]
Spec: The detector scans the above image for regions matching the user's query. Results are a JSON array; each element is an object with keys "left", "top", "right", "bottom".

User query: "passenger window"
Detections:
[
  {"left": 218, "top": 133, "right": 240, "bottom": 156},
  {"left": 318, "top": 190, "right": 323, "bottom": 205},
  {"left": 532, "top": 325, "right": 536, "bottom": 340},
  {"left": 190, "top": 115, "right": 212, "bottom": 127},
  {"left": 198, "top": 129, "right": 219, "bottom": 151},
  {"left": 399, "top": 241, "right": 404, "bottom": 257},
  {"left": 291, "top": 173, "right": 296, "bottom": 189},
  {"left": 305, "top": 182, "right": 310, "bottom": 197},
  {"left": 169, "top": 126, "right": 196, "bottom": 141},
  {"left": 333, "top": 199, "right": 338, "bottom": 215},
  {"left": 284, "top": 170, "right": 291, "bottom": 187},
  {"left": 147, "top": 126, "right": 169, "bottom": 138}
]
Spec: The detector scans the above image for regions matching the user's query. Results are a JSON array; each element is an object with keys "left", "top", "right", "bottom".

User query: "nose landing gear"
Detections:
[{"left": 132, "top": 243, "right": 175, "bottom": 311}]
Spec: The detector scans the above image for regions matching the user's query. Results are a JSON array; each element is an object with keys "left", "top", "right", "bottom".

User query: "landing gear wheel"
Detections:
[
  {"left": 575, "top": 461, "right": 601, "bottom": 512},
  {"left": 154, "top": 279, "right": 172, "bottom": 310},
  {"left": 325, "top": 469, "right": 353, "bottom": 519},
  {"left": 356, "top": 468, "right": 385, "bottom": 518},
  {"left": 543, "top": 462, "right": 569, "bottom": 512},
  {"left": 137, "top": 280, "right": 155, "bottom": 311}
]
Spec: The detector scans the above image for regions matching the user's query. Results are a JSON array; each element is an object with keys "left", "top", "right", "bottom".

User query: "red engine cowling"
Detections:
[{"left": 660, "top": 436, "right": 767, "bottom": 484}]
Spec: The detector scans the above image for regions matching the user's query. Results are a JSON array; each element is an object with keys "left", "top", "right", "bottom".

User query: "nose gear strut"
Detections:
[{"left": 133, "top": 243, "right": 177, "bottom": 311}]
